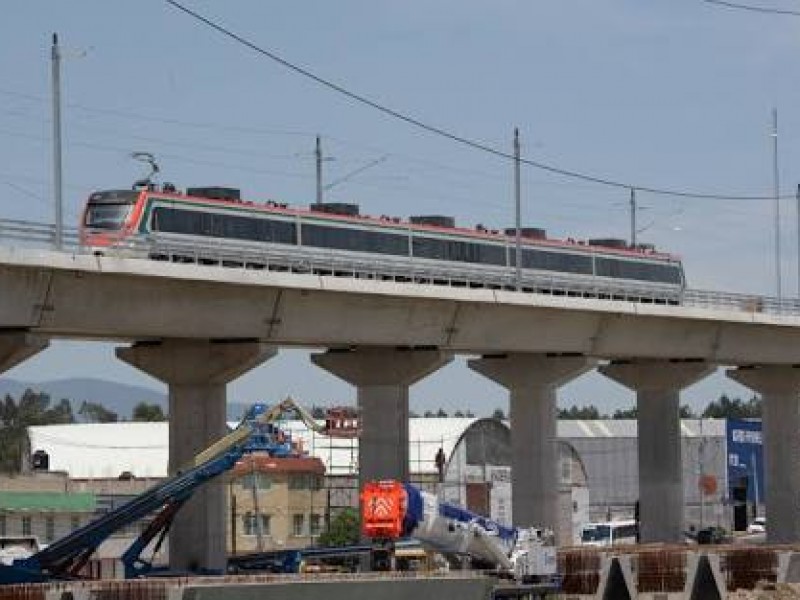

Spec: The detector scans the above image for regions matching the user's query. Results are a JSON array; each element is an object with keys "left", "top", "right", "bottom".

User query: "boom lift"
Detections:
[
  {"left": 361, "top": 480, "right": 559, "bottom": 587},
  {"left": 0, "top": 399, "right": 325, "bottom": 585}
]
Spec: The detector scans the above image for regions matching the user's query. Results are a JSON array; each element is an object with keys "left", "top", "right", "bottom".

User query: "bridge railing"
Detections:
[{"left": 2, "top": 219, "right": 799, "bottom": 316}]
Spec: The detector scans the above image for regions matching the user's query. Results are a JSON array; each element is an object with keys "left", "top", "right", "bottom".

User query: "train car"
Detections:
[{"left": 80, "top": 183, "right": 685, "bottom": 303}]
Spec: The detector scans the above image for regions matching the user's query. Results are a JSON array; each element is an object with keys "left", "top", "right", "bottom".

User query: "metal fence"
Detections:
[{"left": 2, "top": 218, "right": 799, "bottom": 316}]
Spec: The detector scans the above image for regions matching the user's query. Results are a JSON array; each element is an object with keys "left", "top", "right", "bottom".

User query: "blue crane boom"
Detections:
[{"left": 0, "top": 401, "right": 306, "bottom": 585}]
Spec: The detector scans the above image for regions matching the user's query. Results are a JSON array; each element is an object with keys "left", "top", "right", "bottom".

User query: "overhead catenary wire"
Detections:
[
  {"left": 165, "top": 0, "right": 796, "bottom": 201},
  {"left": 701, "top": 0, "right": 800, "bottom": 16}
]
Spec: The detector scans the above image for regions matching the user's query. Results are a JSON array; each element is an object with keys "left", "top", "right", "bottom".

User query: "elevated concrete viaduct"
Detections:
[{"left": 3, "top": 247, "right": 800, "bottom": 567}]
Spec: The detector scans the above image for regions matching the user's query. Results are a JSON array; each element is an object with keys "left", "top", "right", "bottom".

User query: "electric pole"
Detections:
[
  {"left": 630, "top": 188, "right": 637, "bottom": 248},
  {"left": 51, "top": 33, "right": 63, "bottom": 250},
  {"left": 772, "top": 108, "right": 782, "bottom": 302},
  {"left": 514, "top": 128, "right": 522, "bottom": 290},
  {"left": 315, "top": 136, "right": 323, "bottom": 205}
]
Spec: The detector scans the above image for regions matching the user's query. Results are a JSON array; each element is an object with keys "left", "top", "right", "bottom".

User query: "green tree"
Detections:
[
  {"left": 558, "top": 404, "right": 604, "bottom": 419},
  {"left": 132, "top": 402, "right": 166, "bottom": 422},
  {"left": 0, "top": 390, "right": 75, "bottom": 473},
  {"left": 78, "top": 401, "right": 118, "bottom": 423},
  {"left": 612, "top": 406, "right": 637, "bottom": 419},
  {"left": 316, "top": 508, "right": 360, "bottom": 547},
  {"left": 436, "top": 408, "right": 448, "bottom": 418},
  {"left": 311, "top": 406, "right": 326, "bottom": 419},
  {"left": 702, "top": 394, "right": 761, "bottom": 419},
  {"left": 492, "top": 408, "right": 506, "bottom": 420}
]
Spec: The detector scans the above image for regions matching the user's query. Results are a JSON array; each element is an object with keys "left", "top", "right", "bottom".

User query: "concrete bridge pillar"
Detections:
[
  {"left": 117, "top": 339, "right": 276, "bottom": 573},
  {"left": 0, "top": 331, "right": 48, "bottom": 373},
  {"left": 727, "top": 365, "right": 800, "bottom": 544},
  {"left": 468, "top": 353, "right": 595, "bottom": 540},
  {"left": 311, "top": 347, "right": 451, "bottom": 487},
  {"left": 600, "top": 360, "right": 713, "bottom": 543}
]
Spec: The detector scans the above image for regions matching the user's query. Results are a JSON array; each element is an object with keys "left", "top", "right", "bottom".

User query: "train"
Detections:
[{"left": 79, "top": 182, "right": 685, "bottom": 303}]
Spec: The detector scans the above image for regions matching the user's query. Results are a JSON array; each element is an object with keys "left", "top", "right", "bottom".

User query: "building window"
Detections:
[
  {"left": 240, "top": 473, "right": 271, "bottom": 491},
  {"left": 71, "top": 516, "right": 80, "bottom": 531},
  {"left": 242, "top": 512, "right": 271, "bottom": 537},
  {"left": 45, "top": 517, "right": 55, "bottom": 542},
  {"left": 289, "top": 474, "right": 322, "bottom": 491},
  {"left": 22, "top": 516, "right": 31, "bottom": 536},
  {"left": 292, "top": 514, "right": 305, "bottom": 537},
  {"left": 310, "top": 513, "right": 322, "bottom": 536}
]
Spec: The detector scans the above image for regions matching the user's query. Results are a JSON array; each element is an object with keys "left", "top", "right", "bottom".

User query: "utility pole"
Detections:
[
  {"left": 796, "top": 184, "right": 799, "bottom": 298},
  {"left": 51, "top": 33, "right": 63, "bottom": 250},
  {"left": 514, "top": 128, "right": 522, "bottom": 290},
  {"left": 630, "top": 188, "right": 637, "bottom": 248},
  {"left": 315, "top": 136, "right": 323, "bottom": 205},
  {"left": 772, "top": 108, "right": 782, "bottom": 301}
]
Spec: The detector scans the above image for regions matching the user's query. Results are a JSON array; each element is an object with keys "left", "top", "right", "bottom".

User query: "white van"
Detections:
[{"left": 580, "top": 520, "right": 638, "bottom": 547}]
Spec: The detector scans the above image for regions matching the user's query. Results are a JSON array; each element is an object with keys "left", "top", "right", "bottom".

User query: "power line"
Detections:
[
  {"left": 165, "top": 0, "right": 795, "bottom": 201},
  {"left": 701, "top": 0, "right": 800, "bottom": 16}
]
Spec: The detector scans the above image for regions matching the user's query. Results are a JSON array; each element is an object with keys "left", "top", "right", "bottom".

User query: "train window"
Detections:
[
  {"left": 412, "top": 236, "right": 506, "bottom": 265},
  {"left": 514, "top": 249, "right": 593, "bottom": 274},
  {"left": 302, "top": 223, "right": 407, "bottom": 255},
  {"left": 595, "top": 257, "right": 681, "bottom": 284},
  {"left": 151, "top": 207, "right": 297, "bottom": 244}
]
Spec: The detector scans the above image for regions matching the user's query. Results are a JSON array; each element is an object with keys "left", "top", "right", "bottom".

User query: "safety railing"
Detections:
[{"left": 1, "top": 218, "right": 799, "bottom": 317}]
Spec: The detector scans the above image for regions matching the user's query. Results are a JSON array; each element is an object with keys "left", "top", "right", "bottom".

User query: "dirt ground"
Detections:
[{"left": 729, "top": 583, "right": 800, "bottom": 599}]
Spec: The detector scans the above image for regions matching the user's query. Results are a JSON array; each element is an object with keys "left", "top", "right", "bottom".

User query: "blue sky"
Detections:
[{"left": 3, "top": 0, "right": 799, "bottom": 414}]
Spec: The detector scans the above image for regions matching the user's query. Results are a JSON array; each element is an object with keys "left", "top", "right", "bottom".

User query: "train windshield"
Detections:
[
  {"left": 581, "top": 525, "right": 610, "bottom": 543},
  {"left": 84, "top": 190, "right": 138, "bottom": 230}
]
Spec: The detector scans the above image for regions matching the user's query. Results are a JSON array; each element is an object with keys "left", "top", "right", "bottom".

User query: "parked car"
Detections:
[{"left": 747, "top": 517, "right": 766, "bottom": 534}]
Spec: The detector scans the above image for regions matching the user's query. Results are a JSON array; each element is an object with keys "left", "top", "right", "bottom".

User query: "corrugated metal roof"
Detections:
[
  {"left": 0, "top": 491, "right": 95, "bottom": 512},
  {"left": 27, "top": 417, "right": 730, "bottom": 480}
]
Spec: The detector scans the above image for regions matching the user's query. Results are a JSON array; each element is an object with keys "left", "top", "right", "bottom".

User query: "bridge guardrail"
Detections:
[{"left": 1, "top": 218, "right": 799, "bottom": 317}]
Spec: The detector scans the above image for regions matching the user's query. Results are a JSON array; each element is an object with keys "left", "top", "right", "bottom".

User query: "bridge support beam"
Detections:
[
  {"left": 468, "top": 353, "right": 595, "bottom": 542},
  {"left": 311, "top": 347, "right": 451, "bottom": 487},
  {"left": 727, "top": 365, "right": 800, "bottom": 544},
  {"left": 600, "top": 360, "right": 713, "bottom": 543},
  {"left": 117, "top": 339, "right": 275, "bottom": 573},
  {"left": 0, "top": 331, "right": 48, "bottom": 374}
]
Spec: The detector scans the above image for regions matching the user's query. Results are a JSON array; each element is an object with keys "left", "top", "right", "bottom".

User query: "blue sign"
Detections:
[{"left": 726, "top": 418, "right": 764, "bottom": 503}]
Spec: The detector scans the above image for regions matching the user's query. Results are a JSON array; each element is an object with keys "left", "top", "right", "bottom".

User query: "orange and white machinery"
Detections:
[{"left": 361, "top": 480, "right": 558, "bottom": 584}]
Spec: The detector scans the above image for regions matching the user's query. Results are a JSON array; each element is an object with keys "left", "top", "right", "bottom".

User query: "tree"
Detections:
[
  {"left": 78, "top": 401, "right": 118, "bottom": 423},
  {"left": 454, "top": 409, "right": 465, "bottom": 418},
  {"left": 311, "top": 406, "right": 326, "bottom": 419},
  {"left": 492, "top": 408, "right": 506, "bottom": 420},
  {"left": 679, "top": 404, "right": 696, "bottom": 418},
  {"left": 316, "top": 508, "right": 359, "bottom": 547},
  {"left": 436, "top": 408, "right": 448, "bottom": 418},
  {"left": 132, "top": 402, "right": 166, "bottom": 422},
  {"left": 702, "top": 394, "right": 761, "bottom": 419},
  {"left": 612, "top": 406, "right": 637, "bottom": 419},
  {"left": 558, "top": 404, "right": 603, "bottom": 419},
  {"left": 0, "top": 390, "right": 76, "bottom": 473},
  {"left": 423, "top": 410, "right": 435, "bottom": 418}
]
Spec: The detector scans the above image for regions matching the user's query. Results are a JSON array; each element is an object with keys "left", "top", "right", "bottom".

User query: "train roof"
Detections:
[{"left": 108, "top": 187, "right": 681, "bottom": 263}]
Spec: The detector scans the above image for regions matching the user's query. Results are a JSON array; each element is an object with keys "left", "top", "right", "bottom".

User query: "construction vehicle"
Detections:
[
  {"left": 0, "top": 398, "right": 333, "bottom": 584},
  {"left": 361, "top": 480, "right": 559, "bottom": 587}
]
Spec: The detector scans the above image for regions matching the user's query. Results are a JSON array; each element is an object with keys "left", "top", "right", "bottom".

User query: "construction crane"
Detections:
[{"left": 0, "top": 401, "right": 311, "bottom": 584}]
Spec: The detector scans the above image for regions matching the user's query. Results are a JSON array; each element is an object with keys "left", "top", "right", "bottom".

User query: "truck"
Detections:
[{"left": 360, "top": 480, "right": 559, "bottom": 587}]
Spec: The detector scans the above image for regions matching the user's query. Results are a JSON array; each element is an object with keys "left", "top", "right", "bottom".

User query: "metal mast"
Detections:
[
  {"left": 514, "top": 128, "right": 522, "bottom": 290},
  {"left": 630, "top": 188, "right": 637, "bottom": 248},
  {"left": 51, "top": 33, "right": 63, "bottom": 250},
  {"left": 315, "top": 135, "right": 323, "bottom": 205},
  {"left": 772, "top": 108, "right": 781, "bottom": 301}
]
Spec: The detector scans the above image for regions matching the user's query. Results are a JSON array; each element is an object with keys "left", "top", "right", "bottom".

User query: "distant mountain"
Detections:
[
  {"left": 0, "top": 378, "right": 254, "bottom": 420},
  {"left": 0, "top": 378, "right": 166, "bottom": 420}
]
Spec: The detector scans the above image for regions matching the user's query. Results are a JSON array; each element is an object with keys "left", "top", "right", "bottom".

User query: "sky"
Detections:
[{"left": 2, "top": 0, "right": 800, "bottom": 415}]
